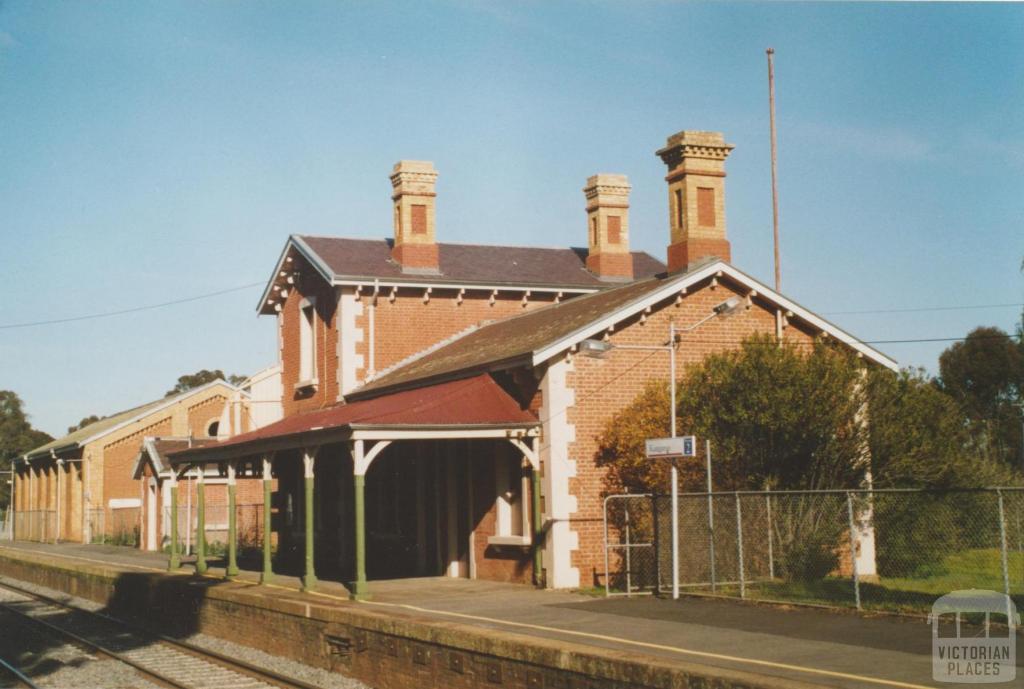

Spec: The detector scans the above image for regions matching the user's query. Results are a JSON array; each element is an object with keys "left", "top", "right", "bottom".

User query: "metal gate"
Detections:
[{"left": 603, "top": 494, "right": 657, "bottom": 596}]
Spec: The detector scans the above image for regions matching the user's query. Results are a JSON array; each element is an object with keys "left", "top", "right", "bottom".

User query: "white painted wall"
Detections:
[{"left": 242, "top": 365, "right": 284, "bottom": 430}]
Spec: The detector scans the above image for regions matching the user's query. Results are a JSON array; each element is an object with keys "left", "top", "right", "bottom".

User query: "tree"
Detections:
[
  {"left": 165, "top": 369, "right": 247, "bottom": 397},
  {"left": 597, "top": 335, "right": 869, "bottom": 580},
  {"left": 866, "top": 367, "right": 1013, "bottom": 488},
  {"left": 938, "top": 326, "right": 1023, "bottom": 471},
  {"left": 597, "top": 335, "right": 868, "bottom": 495},
  {"left": 0, "top": 391, "right": 53, "bottom": 510},
  {"left": 67, "top": 414, "right": 102, "bottom": 434}
]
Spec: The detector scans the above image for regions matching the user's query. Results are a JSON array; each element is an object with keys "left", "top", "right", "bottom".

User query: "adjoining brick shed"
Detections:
[{"left": 13, "top": 380, "right": 245, "bottom": 546}]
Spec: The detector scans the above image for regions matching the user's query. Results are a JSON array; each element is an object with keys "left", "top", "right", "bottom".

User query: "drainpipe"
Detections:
[{"left": 368, "top": 279, "right": 378, "bottom": 379}]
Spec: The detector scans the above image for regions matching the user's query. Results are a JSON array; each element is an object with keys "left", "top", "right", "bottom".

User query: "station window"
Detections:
[
  {"left": 299, "top": 298, "right": 317, "bottom": 382},
  {"left": 495, "top": 455, "right": 527, "bottom": 539}
]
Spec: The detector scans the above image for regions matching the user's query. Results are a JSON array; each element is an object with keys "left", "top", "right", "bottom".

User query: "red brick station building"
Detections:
[{"left": 159, "top": 130, "right": 896, "bottom": 598}]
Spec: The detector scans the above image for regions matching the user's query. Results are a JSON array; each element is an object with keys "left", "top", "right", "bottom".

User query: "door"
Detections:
[{"left": 146, "top": 481, "right": 157, "bottom": 551}]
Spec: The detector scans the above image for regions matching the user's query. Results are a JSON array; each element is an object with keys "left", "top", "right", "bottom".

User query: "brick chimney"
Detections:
[
  {"left": 656, "top": 131, "right": 734, "bottom": 271},
  {"left": 583, "top": 173, "right": 633, "bottom": 280},
  {"left": 390, "top": 160, "right": 439, "bottom": 272}
]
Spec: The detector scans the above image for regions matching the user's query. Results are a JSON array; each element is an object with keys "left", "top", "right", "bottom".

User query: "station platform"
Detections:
[{"left": 0, "top": 540, "right": 1008, "bottom": 689}]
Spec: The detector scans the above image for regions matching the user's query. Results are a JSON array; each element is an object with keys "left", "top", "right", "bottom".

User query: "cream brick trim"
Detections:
[
  {"left": 338, "top": 287, "right": 365, "bottom": 396},
  {"left": 539, "top": 355, "right": 579, "bottom": 589}
]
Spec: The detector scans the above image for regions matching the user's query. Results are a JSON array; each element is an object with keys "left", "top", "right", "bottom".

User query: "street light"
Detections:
[{"left": 581, "top": 295, "right": 742, "bottom": 599}]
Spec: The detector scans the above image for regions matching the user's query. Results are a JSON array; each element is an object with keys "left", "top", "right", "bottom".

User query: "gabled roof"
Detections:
[
  {"left": 24, "top": 380, "right": 240, "bottom": 462},
  {"left": 167, "top": 374, "right": 538, "bottom": 464},
  {"left": 350, "top": 259, "right": 898, "bottom": 398},
  {"left": 258, "top": 235, "right": 665, "bottom": 314},
  {"left": 131, "top": 437, "right": 217, "bottom": 479}
]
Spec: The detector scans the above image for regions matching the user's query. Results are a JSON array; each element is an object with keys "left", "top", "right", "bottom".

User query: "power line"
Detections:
[
  {"left": 0, "top": 278, "right": 1020, "bottom": 332},
  {"left": 0, "top": 282, "right": 264, "bottom": 330},
  {"left": 824, "top": 302, "right": 1023, "bottom": 316}
]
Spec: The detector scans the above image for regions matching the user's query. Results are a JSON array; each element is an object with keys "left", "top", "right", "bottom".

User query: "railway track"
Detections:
[
  {"left": 0, "top": 580, "right": 324, "bottom": 689},
  {"left": 0, "top": 654, "right": 40, "bottom": 689}
]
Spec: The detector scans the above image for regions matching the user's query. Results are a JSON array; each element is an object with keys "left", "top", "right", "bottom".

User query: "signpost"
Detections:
[
  {"left": 645, "top": 436, "right": 695, "bottom": 460},
  {"left": 646, "top": 435, "right": 696, "bottom": 599}
]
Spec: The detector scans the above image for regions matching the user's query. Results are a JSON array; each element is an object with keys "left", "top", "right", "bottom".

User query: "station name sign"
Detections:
[{"left": 645, "top": 436, "right": 696, "bottom": 459}]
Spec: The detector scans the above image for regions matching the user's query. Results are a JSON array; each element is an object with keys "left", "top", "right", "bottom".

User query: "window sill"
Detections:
[
  {"left": 487, "top": 535, "right": 532, "bottom": 547},
  {"left": 294, "top": 377, "right": 319, "bottom": 392}
]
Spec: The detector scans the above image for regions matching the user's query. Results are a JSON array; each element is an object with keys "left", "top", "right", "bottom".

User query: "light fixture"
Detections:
[
  {"left": 713, "top": 296, "right": 742, "bottom": 316},
  {"left": 579, "top": 339, "right": 614, "bottom": 359}
]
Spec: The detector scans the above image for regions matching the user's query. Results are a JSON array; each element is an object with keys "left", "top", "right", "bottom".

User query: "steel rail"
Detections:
[
  {"left": 0, "top": 654, "right": 40, "bottom": 689},
  {"left": 0, "top": 580, "right": 323, "bottom": 689}
]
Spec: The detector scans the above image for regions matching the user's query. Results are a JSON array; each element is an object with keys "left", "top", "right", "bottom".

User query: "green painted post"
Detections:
[
  {"left": 531, "top": 466, "right": 543, "bottom": 587},
  {"left": 195, "top": 476, "right": 207, "bottom": 575},
  {"left": 260, "top": 471, "right": 273, "bottom": 584},
  {"left": 226, "top": 474, "right": 239, "bottom": 578},
  {"left": 168, "top": 482, "right": 180, "bottom": 571},
  {"left": 352, "top": 473, "right": 368, "bottom": 599},
  {"left": 301, "top": 461, "right": 316, "bottom": 592}
]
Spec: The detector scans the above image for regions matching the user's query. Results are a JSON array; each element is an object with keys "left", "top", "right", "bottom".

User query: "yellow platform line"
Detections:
[{"left": 0, "top": 547, "right": 935, "bottom": 689}]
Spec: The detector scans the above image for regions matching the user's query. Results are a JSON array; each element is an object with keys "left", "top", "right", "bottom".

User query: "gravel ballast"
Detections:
[{"left": 0, "top": 575, "right": 369, "bottom": 689}]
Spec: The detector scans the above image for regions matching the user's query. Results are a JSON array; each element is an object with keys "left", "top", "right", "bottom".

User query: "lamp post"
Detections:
[{"left": 580, "top": 296, "right": 742, "bottom": 599}]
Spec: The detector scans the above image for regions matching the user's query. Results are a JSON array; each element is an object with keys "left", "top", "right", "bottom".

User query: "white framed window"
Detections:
[
  {"left": 298, "top": 297, "right": 317, "bottom": 385},
  {"left": 491, "top": 453, "right": 530, "bottom": 546}
]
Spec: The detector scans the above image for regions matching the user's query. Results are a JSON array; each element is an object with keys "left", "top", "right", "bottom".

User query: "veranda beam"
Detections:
[
  {"left": 301, "top": 448, "right": 318, "bottom": 592},
  {"left": 226, "top": 462, "right": 239, "bottom": 578},
  {"left": 167, "top": 474, "right": 180, "bottom": 571},
  {"left": 195, "top": 467, "right": 207, "bottom": 575},
  {"left": 260, "top": 455, "right": 273, "bottom": 584},
  {"left": 350, "top": 439, "right": 391, "bottom": 600}
]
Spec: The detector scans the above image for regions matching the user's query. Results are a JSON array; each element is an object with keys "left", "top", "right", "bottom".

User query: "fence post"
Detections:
[
  {"left": 846, "top": 492, "right": 861, "bottom": 610},
  {"left": 766, "top": 492, "right": 775, "bottom": 580},
  {"left": 997, "top": 489, "right": 1010, "bottom": 607},
  {"left": 652, "top": 494, "right": 661, "bottom": 595},
  {"left": 603, "top": 496, "right": 611, "bottom": 597},
  {"left": 735, "top": 492, "right": 745, "bottom": 599},
  {"left": 708, "top": 493, "right": 717, "bottom": 593},
  {"left": 625, "top": 501, "right": 633, "bottom": 596}
]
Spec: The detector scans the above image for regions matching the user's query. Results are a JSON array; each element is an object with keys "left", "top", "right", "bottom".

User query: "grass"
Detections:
[
  {"left": 606, "top": 549, "right": 1024, "bottom": 616},
  {"left": 742, "top": 549, "right": 1024, "bottom": 615}
]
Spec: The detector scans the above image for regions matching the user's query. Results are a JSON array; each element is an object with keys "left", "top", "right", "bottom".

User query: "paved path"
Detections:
[{"left": 2, "top": 541, "right": 1020, "bottom": 689}]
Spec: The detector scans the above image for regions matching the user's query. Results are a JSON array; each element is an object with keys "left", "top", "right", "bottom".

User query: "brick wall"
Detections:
[
  {"left": 362, "top": 290, "right": 558, "bottom": 379},
  {"left": 280, "top": 255, "right": 340, "bottom": 416},
  {"left": 565, "top": 278, "right": 816, "bottom": 586},
  {"left": 102, "top": 417, "right": 173, "bottom": 509},
  {"left": 187, "top": 395, "right": 228, "bottom": 437}
]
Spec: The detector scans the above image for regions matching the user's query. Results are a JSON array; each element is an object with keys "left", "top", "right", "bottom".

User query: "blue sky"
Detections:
[{"left": 1, "top": 2, "right": 1022, "bottom": 437}]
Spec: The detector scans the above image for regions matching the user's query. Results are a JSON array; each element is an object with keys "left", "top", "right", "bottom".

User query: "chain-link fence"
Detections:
[
  {"left": 604, "top": 488, "right": 1024, "bottom": 614},
  {"left": 87, "top": 507, "right": 140, "bottom": 546},
  {"left": 14, "top": 510, "right": 56, "bottom": 542}
]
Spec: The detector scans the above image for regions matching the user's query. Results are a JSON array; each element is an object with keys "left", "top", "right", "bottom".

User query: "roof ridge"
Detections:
[{"left": 298, "top": 233, "right": 662, "bottom": 256}]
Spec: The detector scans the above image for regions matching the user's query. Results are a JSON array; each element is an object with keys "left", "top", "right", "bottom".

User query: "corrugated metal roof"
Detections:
[
  {"left": 167, "top": 374, "right": 537, "bottom": 463},
  {"left": 24, "top": 380, "right": 240, "bottom": 462},
  {"left": 25, "top": 398, "right": 168, "bottom": 460}
]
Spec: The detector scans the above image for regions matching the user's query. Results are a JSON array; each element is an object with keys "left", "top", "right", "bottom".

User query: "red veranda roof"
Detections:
[{"left": 168, "top": 374, "right": 537, "bottom": 464}]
